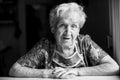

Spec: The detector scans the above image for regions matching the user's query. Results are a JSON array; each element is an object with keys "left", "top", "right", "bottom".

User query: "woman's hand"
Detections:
[
  {"left": 52, "top": 67, "right": 79, "bottom": 79},
  {"left": 42, "top": 69, "right": 54, "bottom": 78}
]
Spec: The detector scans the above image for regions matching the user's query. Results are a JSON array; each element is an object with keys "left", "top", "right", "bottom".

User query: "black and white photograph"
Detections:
[{"left": 0, "top": 0, "right": 119, "bottom": 80}]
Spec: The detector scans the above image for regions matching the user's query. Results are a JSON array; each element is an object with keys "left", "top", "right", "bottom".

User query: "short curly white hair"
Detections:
[{"left": 49, "top": 2, "right": 87, "bottom": 30}]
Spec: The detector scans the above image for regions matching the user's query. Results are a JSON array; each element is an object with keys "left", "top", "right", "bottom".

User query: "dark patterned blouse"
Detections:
[{"left": 17, "top": 34, "right": 108, "bottom": 69}]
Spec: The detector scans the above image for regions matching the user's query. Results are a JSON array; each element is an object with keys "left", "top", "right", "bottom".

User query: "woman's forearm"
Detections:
[
  {"left": 9, "top": 62, "right": 53, "bottom": 78},
  {"left": 77, "top": 55, "right": 119, "bottom": 76},
  {"left": 77, "top": 62, "right": 119, "bottom": 76}
]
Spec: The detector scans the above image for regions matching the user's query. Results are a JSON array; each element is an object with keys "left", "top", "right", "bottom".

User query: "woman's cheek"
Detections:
[
  {"left": 56, "top": 30, "right": 62, "bottom": 42},
  {"left": 72, "top": 32, "right": 78, "bottom": 39}
]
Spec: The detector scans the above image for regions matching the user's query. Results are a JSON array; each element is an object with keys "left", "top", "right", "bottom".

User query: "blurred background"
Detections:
[{"left": 0, "top": 0, "right": 117, "bottom": 76}]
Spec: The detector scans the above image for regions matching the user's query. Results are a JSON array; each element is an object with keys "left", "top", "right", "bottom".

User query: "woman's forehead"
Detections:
[{"left": 60, "top": 12, "right": 81, "bottom": 23}]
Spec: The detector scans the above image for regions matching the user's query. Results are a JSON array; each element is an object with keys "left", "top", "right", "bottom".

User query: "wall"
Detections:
[
  {"left": 81, "top": 0, "right": 111, "bottom": 55},
  {"left": 0, "top": 0, "right": 21, "bottom": 76},
  {"left": 110, "top": 0, "right": 120, "bottom": 66},
  {"left": 0, "top": 25, "right": 20, "bottom": 76}
]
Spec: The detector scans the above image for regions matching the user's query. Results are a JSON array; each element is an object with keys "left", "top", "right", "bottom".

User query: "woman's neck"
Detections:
[{"left": 56, "top": 44, "right": 75, "bottom": 57}]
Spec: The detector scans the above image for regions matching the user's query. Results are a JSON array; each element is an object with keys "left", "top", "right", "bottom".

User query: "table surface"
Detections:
[{"left": 0, "top": 76, "right": 120, "bottom": 80}]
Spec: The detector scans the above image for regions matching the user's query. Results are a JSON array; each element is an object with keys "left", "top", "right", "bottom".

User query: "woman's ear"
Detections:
[
  {"left": 77, "top": 28, "right": 80, "bottom": 35},
  {"left": 51, "top": 27, "right": 54, "bottom": 33}
]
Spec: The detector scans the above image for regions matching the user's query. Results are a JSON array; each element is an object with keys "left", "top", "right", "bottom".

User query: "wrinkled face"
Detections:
[{"left": 54, "top": 12, "right": 81, "bottom": 47}]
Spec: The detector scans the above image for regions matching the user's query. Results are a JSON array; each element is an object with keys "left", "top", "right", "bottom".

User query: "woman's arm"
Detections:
[
  {"left": 77, "top": 55, "right": 119, "bottom": 76},
  {"left": 9, "top": 62, "right": 53, "bottom": 78},
  {"left": 52, "top": 55, "right": 119, "bottom": 79},
  {"left": 78, "top": 35, "right": 119, "bottom": 76},
  {"left": 9, "top": 38, "right": 52, "bottom": 78}
]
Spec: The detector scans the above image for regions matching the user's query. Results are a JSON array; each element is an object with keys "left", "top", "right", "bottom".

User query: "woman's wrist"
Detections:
[
  {"left": 68, "top": 68, "right": 80, "bottom": 76},
  {"left": 42, "top": 69, "right": 53, "bottom": 78}
]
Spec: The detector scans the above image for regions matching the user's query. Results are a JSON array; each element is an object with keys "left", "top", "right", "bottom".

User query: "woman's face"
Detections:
[{"left": 54, "top": 12, "right": 81, "bottom": 48}]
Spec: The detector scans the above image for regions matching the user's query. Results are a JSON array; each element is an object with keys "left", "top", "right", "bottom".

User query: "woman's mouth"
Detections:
[{"left": 62, "top": 37, "right": 71, "bottom": 41}]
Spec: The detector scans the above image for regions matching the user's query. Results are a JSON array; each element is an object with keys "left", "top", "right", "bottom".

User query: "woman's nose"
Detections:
[{"left": 65, "top": 26, "right": 71, "bottom": 35}]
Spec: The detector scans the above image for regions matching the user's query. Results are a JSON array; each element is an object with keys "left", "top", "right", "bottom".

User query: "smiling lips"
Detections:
[{"left": 62, "top": 37, "right": 71, "bottom": 41}]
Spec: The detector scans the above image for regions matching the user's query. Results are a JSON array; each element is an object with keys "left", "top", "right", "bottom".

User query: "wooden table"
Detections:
[{"left": 0, "top": 76, "right": 119, "bottom": 80}]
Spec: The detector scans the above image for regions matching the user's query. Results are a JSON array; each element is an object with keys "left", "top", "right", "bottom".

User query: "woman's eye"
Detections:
[
  {"left": 71, "top": 24, "right": 77, "bottom": 28},
  {"left": 58, "top": 24, "right": 66, "bottom": 28}
]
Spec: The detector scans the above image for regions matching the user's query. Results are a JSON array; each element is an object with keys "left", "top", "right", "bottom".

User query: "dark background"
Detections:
[{"left": 0, "top": 0, "right": 112, "bottom": 76}]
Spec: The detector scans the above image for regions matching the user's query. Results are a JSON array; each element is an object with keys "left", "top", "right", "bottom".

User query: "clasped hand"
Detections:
[{"left": 51, "top": 67, "right": 78, "bottom": 79}]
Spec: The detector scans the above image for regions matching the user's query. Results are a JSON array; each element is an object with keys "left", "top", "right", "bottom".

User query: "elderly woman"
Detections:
[{"left": 9, "top": 2, "right": 119, "bottom": 79}]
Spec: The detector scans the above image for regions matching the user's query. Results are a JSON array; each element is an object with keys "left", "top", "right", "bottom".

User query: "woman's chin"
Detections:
[{"left": 62, "top": 42, "right": 74, "bottom": 48}]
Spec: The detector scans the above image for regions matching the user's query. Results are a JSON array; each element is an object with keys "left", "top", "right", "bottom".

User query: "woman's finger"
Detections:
[
  {"left": 60, "top": 68, "right": 77, "bottom": 78},
  {"left": 55, "top": 70, "right": 67, "bottom": 78},
  {"left": 60, "top": 70, "right": 71, "bottom": 78},
  {"left": 60, "top": 74, "right": 76, "bottom": 79},
  {"left": 53, "top": 67, "right": 65, "bottom": 74}
]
